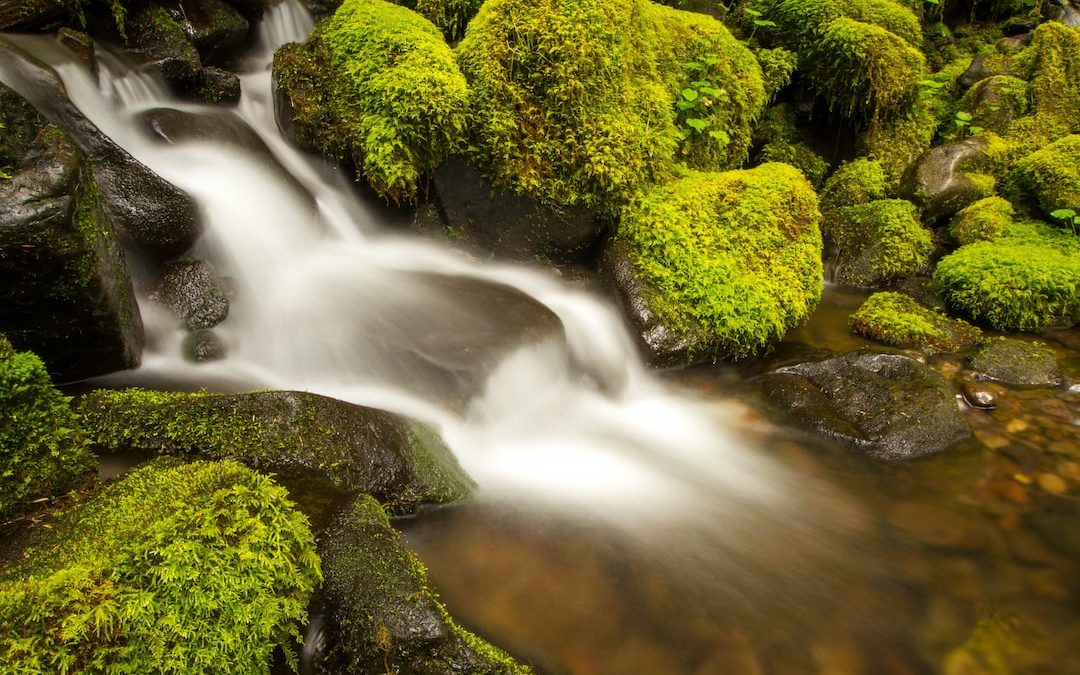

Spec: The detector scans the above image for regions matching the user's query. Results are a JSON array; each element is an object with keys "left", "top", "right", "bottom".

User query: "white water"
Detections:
[{"left": 0, "top": 1, "right": 822, "bottom": 534}]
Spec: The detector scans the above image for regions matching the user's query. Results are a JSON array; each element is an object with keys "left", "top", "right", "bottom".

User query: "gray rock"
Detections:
[
  {"left": 164, "top": 0, "right": 249, "bottom": 64},
  {"left": 125, "top": 3, "right": 202, "bottom": 87},
  {"left": 967, "top": 337, "right": 1064, "bottom": 387},
  {"left": 759, "top": 350, "right": 971, "bottom": 461},
  {"left": 191, "top": 66, "right": 241, "bottom": 104},
  {"left": 145, "top": 258, "right": 229, "bottom": 329},
  {"left": 900, "top": 138, "right": 992, "bottom": 221},
  {"left": 57, "top": 28, "right": 95, "bottom": 72},
  {"left": 960, "top": 75, "right": 1030, "bottom": 136},
  {"left": 182, "top": 328, "right": 226, "bottom": 362},
  {"left": 956, "top": 52, "right": 1022, "bottom": 90},
  {"left": 1047, "top": 1, "right": 1080, "bottom": 28}
]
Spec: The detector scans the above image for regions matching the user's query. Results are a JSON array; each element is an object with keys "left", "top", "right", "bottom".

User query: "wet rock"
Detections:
[
  {"left": 958, "top": 76, "right": 1030, "bottom": 136},
  {"left": 956, "top": 52, "right": 1022, "bottom": 90},
  {"left": 56, "top": 28, "right": 95, "bottom": 71},
  {"left": 78, "top": 389, "right": 472, "bottom": 513},
  {"left": 224, "top": 0, "right": 273, "bottom": 22},
  {"left": 0, "top": 37, "right": 202, "bottom": 260},
  {"left": 900, "top": 138, "right": 994, "bottom": 221},
  {"left": 967, "top": 337, "right": 1064, "bottom": 387},
  {"left": 959, "top": 378, "right": 1004, "bottom": 409},
  {"left": 144, "top": 258, "right": 229, "bottom": 329},
  {"left": 164, "top": 0, "right": 249, "bottom": 64},
  {"left": 1002, "top": 18, "right": 1037, "bottom": 36},
  {"left": 758, "top": 350, "right": 971, "bottom": 461},
  {"left": 317, "top": 495, "right": 533, "bottom": 675},
  {"left": 191, "top": 65, "right": 241, "bottom": 104},
  {"left": 888, "top": 502, "right": 987, "bottom": 550},
  {"left": 0, "top": 123, "right": 143, "bottom": 381},
  {"left": 1046, "top": 1, "right": 1080, "bottom": 28},
  {"left": 0, "top": 0, "right": 67, "bottom": 30},
  {"left": 1036, "top": 473, "right": 1068, "bottom": 495},
  {"left": 182, "top": 328, "right": 226, "bottom": 362},
  {"left": 432, "top": 156, "right": 603, "bottom": 264},
  {"left": 126, "top": 3, "right": 202, "bottom": 87}
]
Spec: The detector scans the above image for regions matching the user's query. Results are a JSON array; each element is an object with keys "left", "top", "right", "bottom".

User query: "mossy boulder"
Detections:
[
  {"left": 849, "top": 291, "right": 981, "bottom": 353},
  {"left": 125, "top": 3, "right": 204, "bottom": 86},
  {"left": 77, "top": 389, "right": 472, "bottom": 513},
  {"left": 949, "top": 196, "right": 1015, "bottom": 245},
  {"left": 456, "top": 0, "right": 766, "bottom": 211},
  {"left": 824, "top": 199, "right": 932, "bottom": 288},
  {"left": 0, "top": 0, "right": 69, "bottom": 30},
  {"left": 273, "top": 0, "right": 469, "bottom": 203},
  {"left": 315, "top": 495, "right": 532, "bottom": 674},
  {"left": 1012, "top": 134, "right": 1080, "bottom": 220},
  {"left": 0, "top": 336, "right": 95, "bottom": 517},
  {"left": 966, "top": 337, "right": 1064, "bottom": 387},
  {"left": 956, "top": 75, "right": 1030, "bottom": 136},
  {"left": 820, "top": 158, "right": 888, "bottom": 211},
  {"left": 934, "top": 222, "right": 1080, "bottom": 331},
  {"left": 166, "top": 0, "right": 251, "bottom": 64},
  {"left": 608, "top": 163, "right": 822, "bottom": 364},
  {"left": 900, "top": 138, "right": 996, "bottom": 221},
  {"left": 0, "top": 459, "right": 321, "bottom": 674}
]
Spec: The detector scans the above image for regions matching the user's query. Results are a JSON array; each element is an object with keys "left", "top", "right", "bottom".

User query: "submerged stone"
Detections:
[
  {"left": 849, "top": 292, "right": 981, "bottom": 353},
  {"left": 967, "top": 337, "right": 1065, "bottom": 387}
]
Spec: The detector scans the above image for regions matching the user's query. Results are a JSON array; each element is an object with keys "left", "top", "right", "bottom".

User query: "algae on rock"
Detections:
[{"left": 850, "top": 291, "right": 981, "bottom": 353}]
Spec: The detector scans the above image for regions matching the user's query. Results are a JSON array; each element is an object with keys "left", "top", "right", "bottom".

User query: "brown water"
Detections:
[{"left": 403, "top": 288, "right": 1080, "bottom": 675}]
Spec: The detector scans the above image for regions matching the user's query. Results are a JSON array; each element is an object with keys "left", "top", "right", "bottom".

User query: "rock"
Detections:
[
  {"left": 957, "top": 76, "right": 1030, "bottom": 136},
  {"left": 758, "top": 350, "right": 971, "bottom": 461},
  {"left": 78, "top": 388, "right": 473, "bottom": 513},
  {"left": 190, "top": 65, "right": 241, "bottom": 104},
  {"left": 182, "top": 328, "right": 226, "bottom": 362},
  {"left": 0, "top": 37, "right": 202, "bottom": 260},
  {"left": 432, "top": 157, "right": 603, "bottom": 263},
  {"left": 125, "top": 3, "right": 203, "bottom": 87},
  {"left": 316, "top": 495, "right": 533, "bottom": 675},
  {"left": 959, "top": 378, "right": 1004, "bottom": 409},
  {"left": 0, "top": 122, "right": 143, "bottom": 381},
  {"left": 899, "top": 138, "right": 994, "bottom": 221},
  {"left": 144, "top": 258, "right": 229, "bottom": 329},
  {"left": 164, "top": 0, "right": 249, "bottom": 64},
  {"left": 56, "top": 28, "right": 95, "bottom": 71},
  {"left": 1037, "top": 473, "right": 1067, "bottom": 495},
  {"left": 825, "top": 199, "right": 933, "bottom": 288},
  {"left": 1046, "top": 1, "right": 1080, "bottom": 28},
  {"left": 0, "top": 0, "right": 68, "bottom": 30},
  {"left": 1001, "top": 18, "right": 1037, "bottom": 36},
  {"left": 223, "top": 0, "right": 273, "bottom": 22},
  {"left": 141, "top": 106, "right": 263, "bottom": 148},
  {"left": 967, "top": 337, "right": 1064, "bottom": 387},
  {"left": 956, "top": 52, "right": 1022, "bottom": 90},
  {"left": 849, "top": 292, "right": 981, "bottom": 353}
]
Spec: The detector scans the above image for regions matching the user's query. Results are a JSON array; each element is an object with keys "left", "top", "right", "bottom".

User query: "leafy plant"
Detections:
[
  {"left": 949, "top": 110, "right": 984, "bottom": 140},
  {"left": 743, "top": 6, "right": 776, "bottom": 39},
  {"left": 676, "top": 48, "right": 733, "bottom": 156},
  {"left": 1050, "top": 208, "right": 1079, "bottom": 235}
]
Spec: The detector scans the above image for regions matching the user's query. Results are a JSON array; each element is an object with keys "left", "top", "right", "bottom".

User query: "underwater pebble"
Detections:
[
  {"left": 1058, "top": 462, "right": 1080, "bottom": 481},
  {"left": 1037, "top": 473, "right": 1067, "bottom": 495},
  {"left": 961, "top": 380, "right": 1001, "bottom": 409},
  {"left": 975, "top": 431, "right": 1010, "bottom": 450},
  {"left": 888, "top": 502, "right": 986, "bottom": 550},
  {"left": 1048, "top": 440, "right": 1080, "bottom": 458},
  {"left": 1005, "top": 418, "right": 1030, "bottom": 434}
]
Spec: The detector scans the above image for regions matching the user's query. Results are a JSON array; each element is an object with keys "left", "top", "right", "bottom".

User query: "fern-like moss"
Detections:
[
  {"left": 949, "top": 196, "right": 1015, "bottom": 245},
  {"left": 850, "top": 291, "right": 981, "bottom": 352}
]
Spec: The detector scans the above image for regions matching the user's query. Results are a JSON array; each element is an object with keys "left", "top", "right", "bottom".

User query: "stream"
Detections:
[{"left": 3, "top": 1, "right": 1079, "bottom": 673}]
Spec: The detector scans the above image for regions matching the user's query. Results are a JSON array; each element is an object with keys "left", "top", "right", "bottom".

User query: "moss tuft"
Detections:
[
  {"left": 850, "top": 291, "right": 981, "bottom": 352},
  {"left": 618, "top": 163, "right": 823, "bottom": 358},
  {"left": 411, "top": 0, "right": 483, "bottom": 41},
  {"left": 828, "top": 199, "right": 932, "bottom": 285},
  {"left": 949, "top": 196, "right": 1015, "bottom": 245},
  {"left": 756, "top": 141, "right": 829, "bottom": 187},
  {"left": 755, "top": 47, "right": 798, "bottom": 100},
  {"left": 820, "top": 158, "right": 888, "bottom": 211},
  {"left": 1011, "top": 134, "right": 1080, "bottom": 220}
]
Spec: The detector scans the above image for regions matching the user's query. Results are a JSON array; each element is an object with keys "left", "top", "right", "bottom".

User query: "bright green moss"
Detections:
[
  {"left": 1008, "top": 23, "right": 1080, "bottom": 150},
  {"left": 755, "top": 47, "right": 798, "bottom": 100},
  {"left": 934, "top": 222, "right": 1080, "bottom": 331},
  {"left": 1012, "top": 134, "right": 1080, "bottom": 220},
  {"left": 455, "top": 0, "right": 765, "bottom": 211},
  {"left": 950, "top": 196, "right": 1015, "bottom": 245},
  {"left": 850, "top": 291, "right": 981, "bottom": 352},
  {"left": 820, "top": 158, "right": 888, "bottom": 211},
  {"left": 827, "top": 199, "right": 932, "bottom": 286},
  {"left": 757, "top": 141, "right": 829, "bottom": 186},
  {"left": 764, "top": 0, "right": 921, "bottom": 49},
  {"left": 618, "top": 163, "right": 823, "bottom": 358},
  {"left": 0, "top": 460, "right": 321, "bottom": 674},
  {"left": 0, "top": 336, "right": 94, "bottom": 516},
  {"left": 273, "top": 0, "right": 469, "bottom": 203}
]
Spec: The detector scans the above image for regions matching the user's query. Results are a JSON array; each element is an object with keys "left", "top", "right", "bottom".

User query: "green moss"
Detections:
[
  {"left": 850, "top": 291, "right": 981, "bottom": 352},
  {"left": 967, "top": 337, "right": 1062, "bottom": 386},
  {"left": 1008, "top": 23, "right": 1080, "bottom": 150},
  {"left": 0, "top": 336, "right": 94, "bottom": 516},
  {"left": 828, "top": 199, "right": 932, "bottom": 286},
  {"left": 755, "top": 47, "right": 798, "bottom": 100},
  {"left": 0, "top": 459, "right": 321, "bottom": 673},
  {"left": 455, "top": 0, "right": 765, "bottom": 211},
  {"left": 618, "top": 163, "right": 823, "bottom": 358},
  {"left": 955, "top": 75, "right": 1030, "bottom": 134},
  {"left": 820, "top": 158, "right": 888, "bottom": 211},
  {"left": 410, "top": 0, "right": 483, "bottom": 41},
  {"left": 1012, "top": 134, "right": 1080, "bottom": 220},
  {"left": 949, "top": 196, "right": 1014, "bottom": 244},
  {"left": 273, "top": 0, "right": 469, "bottom": 203},
  {"left": 934, "top": 222, "right": 1080, "bottom": 330},
  {"left": 757, "top": 141, "right": 829, "bottom": 187}
]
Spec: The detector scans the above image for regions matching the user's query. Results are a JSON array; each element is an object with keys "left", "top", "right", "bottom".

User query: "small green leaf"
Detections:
[
  {"left": 686, "top": 118, "right": 709, "bottom": 132},
  {"left": 681, "top": 88, "right": 698, "bottom": 101},
  {"left": 955, "top": 111, "right": 973, "bottom": 121}
]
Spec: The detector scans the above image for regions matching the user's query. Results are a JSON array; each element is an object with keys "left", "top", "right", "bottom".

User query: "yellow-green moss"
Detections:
[
  {"left": 828, "top": 198, "right": 932, "bottom": 284},
  {"left": 757, "top": 141, "right": 829, "bottom": 186},
  {"left": 820, "top": 158, "right": 888, "bottom": 211},
  {"left": 455, "top": 0, "right": 766, "bottom": 211},
  {"left": 755, "top": 47, "right": 798, "bottom": 99},
  {"left": 411, "top": 0, "right": 483, "bottom": 41},
  {"left": 949, "top": 196, "right": 1015, "bottom": 244},
  {"left": 850, "top": 291, "right": 981, "bottom": 352},
  {"left": 618, "top": 163, "right": 823, "bottom": 358},
  {"left": 1012, "top": 134, "right": 1080, "bottom": 220}
]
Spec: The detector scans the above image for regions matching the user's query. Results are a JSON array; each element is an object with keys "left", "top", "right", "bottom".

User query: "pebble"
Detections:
[
  {"left": 961, "top": 380, "right": 1000, "bottom": 409},
  {"left": 1006, "top": 418, "right": 1029, "bottom": 434},
  {"left": 1058, "top": 462, "right": 1080, "bottom": 481},
  {"left": 975, "top": 431, "right": 1010, "bottom": 450},
  {"left": 888, "top": 502, "right": 986, "bottom": 550},
  {"left": 1037, "top": 473, "right": 1067, "bottom": 495}
]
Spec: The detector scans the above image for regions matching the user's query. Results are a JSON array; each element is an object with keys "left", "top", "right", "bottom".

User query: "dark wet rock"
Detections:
[
  {"left": 126, "top": 3, "right": 202, "bottom": 86},
  {"left": 78, "top": 389, "right": 472, "bottom": 513},
  {"left": 599, "top": 241, "right": 704, "bottom": 367},
  {"left": 1002, "top": 18, "right": 1037, "bottom": 36},
  {"left": 224, "top": 0, "right": 273, "bottom": 21},
  {"left": 0, "top": 124, "right": 143, "bottom": 381},
  {"left": 892, "top": 276, "right": 947, "bottom": 311},
  {"left": 899, "top": 138, "right": 993, "bottom": 221},
  {"left": 432, "top": 157, "right": 603, "bottom": 264},
  {"left": 967, "top": 337, "right": 1064, "bottom": 387},
  {"left": 758, "top": 350, "right": 970, "bottom": 461},
  {"left": 316, "top": 495, "right": 533, "bottom": 675},
  {"left": 1046, "top": 1, "right": 1080, "bottom": 28},
  {"left": 191, "top": 65, "right": 241, "bottom": 104},
  {"left": 57, "top": 28, "right": 95, "bottom": 71},
  {"left": 956, "top": 52, "right": 1022, "bottom": 90},
  {"left": 0, "top": 83, "right": 46, "bottom": 167},
  {"left": 141, "top": 105, "right": 266, "bottom": 150},
  {"left": 959, "top": 377, "right": 1004, "bottom": 409},
  {"left": 0, "top": 0, "right": 67, "bottom": 30},
  {"left": 182, "top": 328, "right": 226, "bottom": 362},
  {"left": 0, "top": 38, "right": 202, "bottom": 260},
  {"left": 144, "top": 258, "right": 229, "bottom": 329},
  {"left": 959, "top": 75, "right": 1030, "bottom": 136},
  {"left": 164, "top": 0, "right": 249, "bottom": 64}
]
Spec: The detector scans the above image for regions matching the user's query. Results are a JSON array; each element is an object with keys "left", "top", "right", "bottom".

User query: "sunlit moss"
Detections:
[
  {"left": 828, "top": 198, "right": 932, "bottom": 285},
  {"left": 850, "top": 291, "right": 981, "bottom": 352},
  {"left": 1012, "top": 134, "right": 1080, "bottom": 220},
  {"left": 820, "top": 158, "right": 888, "bottom": 211},
  {"left": 949, "top": 196, "right": 1015, "bottom": 244}
]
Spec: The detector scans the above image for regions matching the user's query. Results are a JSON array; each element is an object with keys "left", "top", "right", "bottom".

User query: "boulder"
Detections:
[
  {"left": 899, "top": 138, "right": 995, "bottom": 221},
  {"left": 182, "top": 328, "right": 227, "bottom": 362},
  {"left": 849, "top": 292, "right": 981, "bottom": 353},
  {"left": 191, "top": 65, "right": 241, "bottom": 104},
  {"left": 758, "top": 350, "right": 970, "bottom": 461},
  {"left": 315, "top": 495, "right": 533, "bottom": 674},
  {"left": 164, "top": 0, "right": 250, "bottom": 64},
  {"left": 966, "top": 337, "right": 1065, "bottom": 387},
  {"left": 125, "top": 3, "right": 203, "bottom": 86},
  {"left": 957, "top": 75, "right": 1030, "bottom": 136},
  {"left": 144, "top": 258, "right": 229, "bottom": 329},
  {"left": 0, "top": 0, "right": 67, "bottom": 30},
  {"left": 56, "top": 28, "right": 95, "bottom": 71},
  {"left": 77, "top": 388, "right": 473, "bottom": 513},
  {"left": 956, "top": 52, "right": 1023, "bottom": 90},
  {"left": 0, "top": 37, "right": 202, "bottom": 260}
]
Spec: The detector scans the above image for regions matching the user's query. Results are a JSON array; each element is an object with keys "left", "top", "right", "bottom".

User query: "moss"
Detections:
[
  {"left": 967, "top": 337, "right": 1063, "bottom": 386},
  {"left": 955, "top": 75, "right": 1030, "bottom": 133},
  {"left": 0, "top": 459, "right": 321, "bottom": 674},
  {"left": 455, "top": 0, "right": 765, "bottom": 211},
  {"left": 755, "top": 46, "right": 798, "bottom": 100},
  {"left": 1011, "top": 134, "right": 1080, "bottom": 220},
  {"left": 408, "top": 0, "right": 483, "bottom": 41},
  {"left": 820, "top": 158, "right": 888, "bottom": 211},
  {"left": 273, "top": 0, "right": 469, "bottom": 203},
  {"left": 618, "top": 163, "right": 823, "bottom": 358},
  {"left": 827, "top": 199, "right": 932, "bottom": 286},
  {"left": 934, "top": 222, "right": 1080, "bottom": 331},
  {"left": 757, "top": 141, "right": 829, "bottom": 186},
  {"left": 1007, "top": 23, "right": 1080, "bottom": 150},
  {"left": 949, "top": 196, "right": 1014, "bottom": 244},
  {"left": 850, "top": 291, "right": 981, "bottom": 352},
  {"left": 0, "top": 336, "right": 95, "bottom": 516}
]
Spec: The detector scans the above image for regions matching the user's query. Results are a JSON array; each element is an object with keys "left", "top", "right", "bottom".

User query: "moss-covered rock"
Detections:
[
  {"left": 756, "top": 140, "right": 829, "bottom": 187},
  {"left": 967, "top": 337, "right": 1064, "bottom": 387},
  {"left": 949, "top": 195, "right": 1015, "bottom": 244},
  {"left": 755, "top": 47, "right": 798, "bottom": 100},
  {"left": 166, "top": 0, "right": 250, "bottom": 64},
  {"left": 956, "top": 75, "right": 1030, "bottom": 137},
  {"left": 934, "top": 222, "right": 1080, "bottom": 331},
  {"left": 900, "top": 137, "right": 996, "bottom": 221},
  {"left": 850, "top": 291, "right": 981, "bottom": 352},
  {"left": 398, "top": 0, "right": 482, "bottom": 41},
  {"left": 820, "top": 158, "right": 888, "bottom": 211},
  {"left": 316, "top": 495, "right": 532, "bottom": 674},
  {"left": 273, "top": 0, "right": 469, "bottom": 203},
  {"left": 825, "top": 198, "right": 932, "bottom": 288},
  {"left": 0, "top": 459, "right": 321, "bottom": 674},
  {"left": 0, "top": 336, "right": 95, "bottom": 517},
  {"left": 77, "top": 388, "right": 471, "bottom": 513},
  {"left": 1011, "top": 134, "right": 1080, "bottom": 220},
  {"left": 611, "top": 163, "right": 822, "bottom": 362},
  {"left": 125, "top": 3, "right": 204, "bottom": 86},
  {"left": 456, "top": 0, "right": 766, "bottom": 210}
]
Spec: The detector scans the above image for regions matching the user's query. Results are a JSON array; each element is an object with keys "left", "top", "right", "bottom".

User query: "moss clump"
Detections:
[
  {"left": 0, "top": 459, "right": 320, "bottom": 674},
  {"left": 408, "top": 0, "right": 483, "bottom": 41},
  {"left": 826, "top": 199, "right": 932, "bottom": 287},
  {"left": 1011, "top": 134, "right": 1080, "bottom": 220},
  {"left": 455, "top": 0, "right": 765, "bottom": 210},
  {"left": 820, "top": 158, "right": 888, "bottom": 211},
  {"left": 949, "top": 196, "right": 1015, "bottom": 245},
  {"left": 967, "top": 337, "right": 1063, "bottom": 387},
  {"left": 850, "top": 291, "right": 981, "bottom": 352},
  {"left": 0, "top": 335, "right": 94, "bottom": 516},
  {"left": 934, "top": 222, "right": 1080, "bottom": 331},
  {"left": 757, "top": 141, "right": 829, "bottom": 187},
  {"left": 618, "top": 163, "right": 823, "bottom": 358},
  {"left": 755, "top": 47, "right": 798, "bottom": 100},
  {"left": 273, "top": 0, "right": 469, "bottom": 203}
]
